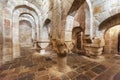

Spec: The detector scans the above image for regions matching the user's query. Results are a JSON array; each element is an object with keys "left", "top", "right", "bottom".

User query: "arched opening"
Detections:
[
  {"left": 72, "top": 27, "right": 83, "bottom": 50},
  {"left": 42, "top": 19, "right": 51, "bottom": 41},
  {"left": 68, "top": 0, "right": 85, "bottom": 16},
  {"left": 39, "top": 19, "right": 52, "bottom": 54},
  {"left": 19, "top": 20, "right": 32, "bottom": 47},
  {"left": 99, "top": 13, "right": 120, "bottom": 54},
  {"left": 1, "top": 0, "right": 43, "bottom": 63},
  {"left": 99, "top": 13, "right": 120, "bottom": 31},
  {"left": 104, "top": 25, "right": 120, "bottom": 54},
  {"left": 12, "top": 4, "right": 40, "bottom": 58}
]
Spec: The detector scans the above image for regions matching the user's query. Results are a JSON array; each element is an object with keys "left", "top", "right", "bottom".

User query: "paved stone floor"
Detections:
[{"left": 0, "top": 48, "right": 120, "bottom": 80}]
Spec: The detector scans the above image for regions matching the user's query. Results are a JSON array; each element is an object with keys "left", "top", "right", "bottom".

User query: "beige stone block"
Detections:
[
  {"left": 93, "top": 38, "right": 101, "bottom": 44},
  {"left": 2, "top": 55, "right": 13, "bottom": 63},
  {"left": 65, "top": 16, "right": 74, "bottom": 31},
  {"left": 65, "top": 31, "right": 72, "bottom": 41},
  {"left": 104, "top": 45, "right": 112, "bottom": 53},
  {"left": 91, "top": 47, "right": 103, "bottom": 53},
  {"left": 94, "top": 52, "right": 102, "bottom": 56},
  {"left": 84, "top": 43, "right": 91, "bottom": 47},
  {"left": 91, "top": 44, "right": 100, "bottom": 47}
]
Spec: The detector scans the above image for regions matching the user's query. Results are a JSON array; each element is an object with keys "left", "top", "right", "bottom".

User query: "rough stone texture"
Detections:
[
  {"left": 0, "top": 0, "right": 120, "bottom": 80},
  {"left": 84, "top": 37, "right": 105, "bottom": 56},
  {"left": 0, "top": 0, "right": 119, "bottom": 62},
  {"left": 0, "top": 49, "right": 120, "bottom": 80},
  {"left": 19, "top": 20, "right": 32, "bottom": 47},
  {"left": 92, "top": 0, "right": 120, "bottom": 37},
  {"left": 74, "top": 2, "right": 85, "bottom": 30},
  {"left": 104, "top": 25, "right": 120, "bottom": 54}
]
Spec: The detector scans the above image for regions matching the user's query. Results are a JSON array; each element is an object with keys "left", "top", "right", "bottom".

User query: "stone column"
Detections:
[
  {"left": 12, "top": 19, "right": 20, "bottom": 58},
  {"left": 65, "top": 16, "right": 74, "bottom": 42},
  {"left": 37, "top": 22, "right": 40, "bottom": 40},
  {"left": 64, "top": 16, "right": 74, "bottom": 49},
  {"left": 57, "top": 56, "right": 67, "bottom": 72},
  {"left": 52, "top": 0, "right": 62, "bottom": 39}
]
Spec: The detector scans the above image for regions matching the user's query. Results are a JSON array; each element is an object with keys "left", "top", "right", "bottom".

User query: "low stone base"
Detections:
[{"left": 84, "top": 43, "right": 104, "bottom": 57}]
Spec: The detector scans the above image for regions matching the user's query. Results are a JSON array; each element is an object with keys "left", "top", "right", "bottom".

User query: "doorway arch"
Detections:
[
  {"left": 72, "top": 27, "right": 83, "bottom": 50},
  {"left": 19, "top": 20, "right": 32, "bottom": 47},
  {"left": 98, "top": 13, "right": 120, "bottom": 54},
  {"left": 104, "top": 25, "right": 120, "bottom": 54}
]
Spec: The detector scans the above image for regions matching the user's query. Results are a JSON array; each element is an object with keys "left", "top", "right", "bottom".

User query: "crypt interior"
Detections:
[{"left": 0, "top": 0, "right": 120, "bottom": 80}]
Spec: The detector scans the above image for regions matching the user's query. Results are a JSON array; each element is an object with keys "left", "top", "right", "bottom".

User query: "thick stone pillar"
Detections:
[
  {"left": 65, "top": 16, "right": 74, "bottom": 41},
  {"left": 52, "top": 0, "right": 62, "bottom": 39},
  {"left": 63, "top": 16, "right": 75, "bottom": 51},
  {"left": 13, "top": 19, "right": 20, "bottom": 58}
]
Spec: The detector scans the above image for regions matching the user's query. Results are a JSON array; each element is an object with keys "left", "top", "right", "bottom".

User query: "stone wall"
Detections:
[
  {"left": 74, "top": 2, "right": 85, "bottom": 30},
  {"left": 92, "top": 0, "right": 120, "bottom": 37},
  {"left": 97, "top": 13, "right": 120, "bottom": 54},
  {"left": 19, "top": 20, "right": 32, "bottom": 47},
  {"left": 0, "top": 0, "right": 76, "bottom": 64},
  {"left": 0, "top": 0, "right": 120, "bottom": 63},
  {"left": 104, "top": 25, "right": 120, "bottom": 54}
]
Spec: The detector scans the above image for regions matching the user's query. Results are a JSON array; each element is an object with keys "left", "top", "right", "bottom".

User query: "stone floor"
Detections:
[{"left": 0, "top": 48, "right": 120, "bottom": 80}]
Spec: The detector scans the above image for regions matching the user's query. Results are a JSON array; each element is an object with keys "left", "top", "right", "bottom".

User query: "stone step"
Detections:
[
  {"left": 85, "top": 47, "right": 103, "bottom": 52},
  {"left": 84, "top": 43, "right": 103, "bottom": 48},
  {"left": 84, "top": 41, "right": 104, "bottom": 56}
]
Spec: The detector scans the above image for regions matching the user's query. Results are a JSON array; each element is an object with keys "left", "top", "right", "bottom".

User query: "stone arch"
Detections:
[
  {"left": 98, "top": 13, "right": 120, "bottom": 54},
  {"left": 104, "top": 25, "right": 120, "bottom": 54},
  {"left": 85, "top": 0, "right": 93, "bottom": 38},
  {"left": 19, "top": 16, "right": 36, "bottom": 40},
  {"left": 97, "top": 8, "right": 120, "bottom": 28},
  {"left": 43, "top": 19, "right": 51, "bottom": 37},
  {"left": 19, "top": 17, "right": 35, "bottom": 29},
  {"left": 93, "top": 0, "right": 120, "bottom": 37},
  {"left": 20, "top": 13, "right": 35, "bottom": 22},
  {"left": 2, "top": 0, "right": 43, "bottom": 62},
  {"left": 39, "top": 19, "right": 52, "bottom": 52},
  {"left": 16, "top": 11, "right": 37, "bottom": 39},
  {"left": 72, "top": 27, "right": 83, "bottom": 50},
  {"left": 72, "top": 27, "right": 83, "bottom": 38},
  {"left": 19, "top": 12, "right": 38, "bottom": 40},
  {"left": 13, "top": 5, "right": 39, "bottom": 38},
  {"left": 20, "top": 13, "right": 37, "bottom": 39},
  {"left": 99, "top": 13, "right": 120, "bottom": 31},
  {"left": 12, "top": 5, "right": 40, "bottom": 58},
  {"left": 64, "top": 0, "right": 93, "bottom": 42},
  {"left": 40, "top": 18, "right": 51, "bottom": 41},
  {"left": 19, "top": 19, "right": 32, "bottom": 28},
  {"left": 6, "top": 0, "right": 42, "bottom": 16},
  {"left": 4, "top": 0, "right": 43, "bottom": 34},
  {"left": 68, "top": 0, "right": 85, "bottom": 16}
]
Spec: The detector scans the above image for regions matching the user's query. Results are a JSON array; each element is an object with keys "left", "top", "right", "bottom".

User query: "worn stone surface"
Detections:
[
  {"left": 0, "top": 0, "right": 120, "bottom": 80},
  {"left": 0, "top": 49, "right": 120, "bottom": 80}
]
